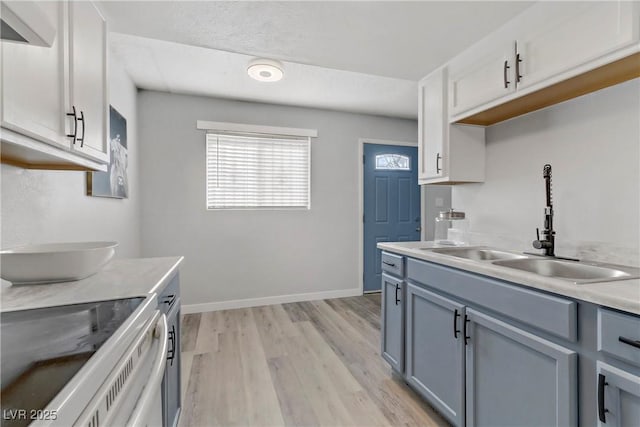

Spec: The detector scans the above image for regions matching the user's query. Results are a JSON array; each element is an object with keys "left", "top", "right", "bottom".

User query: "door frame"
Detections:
[{"left": 358, "top": 138, "right": 425, "bottom": 294}]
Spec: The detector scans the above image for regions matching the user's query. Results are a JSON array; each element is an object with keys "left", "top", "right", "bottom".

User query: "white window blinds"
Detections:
[{"left": 206, "top": 133, "right": 310, "bottom": 209}]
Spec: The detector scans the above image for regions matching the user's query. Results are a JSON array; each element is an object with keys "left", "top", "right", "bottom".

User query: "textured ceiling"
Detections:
[
  {"left": 101, "top": 1, "right": 532, "bottom": 80},
  {"left": 101, "top": 1, "right": 533, "bottom": 118},
  {"left": 110, "top": 33, "right": 419, "bottom": 118}
]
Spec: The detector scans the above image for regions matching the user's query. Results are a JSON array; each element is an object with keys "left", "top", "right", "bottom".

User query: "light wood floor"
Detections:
[{"left": 179, "top": 295, "right": 448, "bottom": 427}]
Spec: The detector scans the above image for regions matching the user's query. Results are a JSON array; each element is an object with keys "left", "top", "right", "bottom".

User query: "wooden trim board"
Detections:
[
  {"left": 181, "top": 288, "right": 362, "bottom": 313},
  {"left": 1, "top": 154, "right": 97, "bottom": 171},
  {"left": 457, "top": 52, "right": 640, "bottom": 126}
]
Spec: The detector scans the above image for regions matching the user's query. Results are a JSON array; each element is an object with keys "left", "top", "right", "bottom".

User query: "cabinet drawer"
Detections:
[
  {"left": 381, "top": 252, "right": 404, "bottom": 277},
  {"left": 407, "top": 258, "right": 577, "bottom": 341},
  {"left": 598, "top": 308, "right": 640, "bottom": 367}
]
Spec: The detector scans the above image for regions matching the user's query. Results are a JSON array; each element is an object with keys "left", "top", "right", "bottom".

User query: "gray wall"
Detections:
[
  {"left": 452, "top": 78, "right": 640, "bottom": 265},
  {"left": 424, "top": 186, "right": 452, "bottom": 241},
  {"left": 1, "top": 55, "right": 141, "bottom": 258},
  {"left": 137, "top": 91, "right": 419, "bottom": 308}
]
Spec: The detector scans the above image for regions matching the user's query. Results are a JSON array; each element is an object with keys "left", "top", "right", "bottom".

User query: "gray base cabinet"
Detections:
[
  {"left": 379, "top": 252, "right": 640, "bottom": 427},
  {"left": 465, "top": 308, "right": 577, "bottom": 427},
  {"left": 159, "top": 274, "right": 181, "bottom": 427},
  {"left": 597, "top": 362, "right": 640, "bottom": 427},
  {"left": 381, "top": 273, "right": 404, "bottom": 373},
  {"left": 406, "top": 283, "right": 465, "bottom": 426}
]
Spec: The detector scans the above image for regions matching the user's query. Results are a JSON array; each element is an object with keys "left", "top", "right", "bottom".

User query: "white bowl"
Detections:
[{"left": 0, "top": 242, "right": 118, "bottom": 285}]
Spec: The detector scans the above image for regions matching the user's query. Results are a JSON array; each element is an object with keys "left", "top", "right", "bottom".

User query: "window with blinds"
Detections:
[{"left": 206, "top": 133, "right": 310, "bottom": 209}]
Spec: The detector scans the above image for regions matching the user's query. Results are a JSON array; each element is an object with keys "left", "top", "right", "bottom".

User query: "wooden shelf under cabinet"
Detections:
[
  {"left": 457, "top": 52, "right": 640, "bottom": 126},
  {"left": 1, "top": 133, "right": 107, "bottom": 172}
]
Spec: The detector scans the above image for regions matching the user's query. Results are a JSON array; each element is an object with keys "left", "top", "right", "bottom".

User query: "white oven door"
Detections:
[{"left": 74, "top": 311, "right": 168, "bottom": 427}]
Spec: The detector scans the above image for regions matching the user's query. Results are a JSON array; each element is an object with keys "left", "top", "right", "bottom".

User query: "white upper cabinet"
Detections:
[
  {"left": 1, "top": 0, "right": 108, "bottom": 170},
  {"left": 449, "top": 39, "right": 516, "bottom": 118},
  {"left": 516, "top": 1, "right": 639, "bottom": 91},
  {"left": 1, "top": 1, "right": 68, "bottom": 149},
  {"left": 68, "top": 1, "right": 108, "bottom": 163},
  {"left": 419, "top": 67, "right": 485, "bottom": 185},
  {"left": 419, "top": 68, "right": 445, "bottom": 181},
  {"left": 448, "top": 0, "right": 640, "bottom": 125}
]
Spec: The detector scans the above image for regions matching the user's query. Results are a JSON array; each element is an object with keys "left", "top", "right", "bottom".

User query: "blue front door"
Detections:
[{"left": 363, "top": 143, "right": 421, "bottom": 292}]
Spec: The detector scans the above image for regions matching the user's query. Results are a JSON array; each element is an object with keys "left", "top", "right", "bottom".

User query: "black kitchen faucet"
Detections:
[{"left": 532, "top": 164, "right": 555, "bottom": 257}]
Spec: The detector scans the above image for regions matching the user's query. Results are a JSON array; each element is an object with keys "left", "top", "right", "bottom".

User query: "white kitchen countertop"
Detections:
[
  {"left": 0, "top": 256, "right": 184, "bottom": 312},
  {"left": 378, "top": 241, "right": 640, "bottom": 316}
]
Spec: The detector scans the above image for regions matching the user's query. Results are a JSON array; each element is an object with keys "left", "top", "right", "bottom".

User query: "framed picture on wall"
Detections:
[{"left": 87, "top": 106, "right": 129, "bottom": 198}]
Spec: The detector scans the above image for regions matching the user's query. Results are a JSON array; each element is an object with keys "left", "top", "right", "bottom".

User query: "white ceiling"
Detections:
[
  {"left": 110, "top": 33, "right": 419, "bottom": 118},
  {"left": 101, "top": 1, "right": 533, "bottom": 118}
]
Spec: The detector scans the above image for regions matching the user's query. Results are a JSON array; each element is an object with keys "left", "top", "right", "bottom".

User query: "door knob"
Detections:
[{"left": 415, "top": 227, "right": 422, "bottom": 232}]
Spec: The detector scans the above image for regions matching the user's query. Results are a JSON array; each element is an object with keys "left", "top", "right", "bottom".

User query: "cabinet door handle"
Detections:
[
  {"left": 463, "top": 314, "right": 471, "bottom": 345},
  {"left": 382, "top": 261, "right": 396, "bottom": 268},
  {"left": 619, "top": 336, "right": 640, "bottom": 349},
  {"left": 163, "top": 294, "right": 177, "bottom": 308},
  {"left": 453, "top": 309, "right": 461, "bottom": 338},
  {"left": 66, "top": 106, "right": 78, "bottom": 144},
  {"left": 77, "top": 110, "right": 85, "bottom": 147},
  {"left": 436, "top": 153, "right": 442, "bottom": 174},
  {"left": 598, "top": 373, "right": 609, "bottom": 423},
  {"left": 167, "top": 325, "right": 176, "bottom": 366},
  {"left": 395, "top": 283, "right": 400, "bottom": 305},
  {"left": 516, "top": 53, "right": 523, "bottom": 84},
  {"left": 503, "top": 60, "right": 511, "bottom": 88}
]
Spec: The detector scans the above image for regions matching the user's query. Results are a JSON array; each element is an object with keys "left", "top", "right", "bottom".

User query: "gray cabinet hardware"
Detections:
[
  {"left": 77, "top": 110, "right": 85, "bottom": 147},
  {"left": 598, "top": 373, "right": 609, "bottom": 423},
  {"left": 618, "top": 336, "right": 640, "bottom": 349},
  {"left": 66, "top": 106, "right": 78, "bottom": 144},
  {"left": 503, "top": 60, "right": 511, "bottom": 88}
]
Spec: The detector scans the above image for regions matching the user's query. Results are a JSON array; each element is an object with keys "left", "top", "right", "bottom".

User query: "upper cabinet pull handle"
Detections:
[
  {"left": 436, "top": 153, "right": 442, "bottom": 174},
  {"left": 77, "top": 110, "right": 85, "bottom": 147},
  {"left": 619, "top": 336, "right": 640, "bottom": 349},
  {"left": 453, "top": 309, "right": 461, "bottom": 338},
  {"left": 516, "top": 53, "right": 523, "bottom": 84},
  {"left": 598, "top": 373, "right": 609, "bottom": 423},
  {"left": 66, "top": 106, "right": 78, "bottom": 144},
  {"left": 382, "top": 261, "right": 396, "bottom": 267},
  {"left": 503, "top": 60, "right": 511, "bottom": 88}
]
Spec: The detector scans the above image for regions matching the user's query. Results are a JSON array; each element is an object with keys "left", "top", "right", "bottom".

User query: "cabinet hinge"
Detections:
[
  {"left": 363, "top": 214, "right": 365, "bottom": 223},
  {"left": 363, "top": 154, "right": 366, "bottom": 164}
]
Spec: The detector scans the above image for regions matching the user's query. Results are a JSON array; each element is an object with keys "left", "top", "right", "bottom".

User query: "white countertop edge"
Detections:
[
  {"left": 378, "top": 242, "right": 640, "bottom": 316},
  {"left": 0, "top": 256, "right": 185, "bottom": 313},
  {"left": 148, "top": 256, "right": 184, "bottom": 295}
]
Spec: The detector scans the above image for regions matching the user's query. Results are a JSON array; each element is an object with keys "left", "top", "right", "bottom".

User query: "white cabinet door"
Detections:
[
  {"left": 419, "top": 66, "right": 485, "bottom": 185},
  {"left": 516, "top": 1, "right": 639, "bottom": 91},
  {"left": 449, "top": 40, "right": 516, "bottom": 117},
  {"left": 68, "top": 1, "right": 108, "bottom": 163},
  {"left": 418, "top": 67, "right": 445, "bottom": 181},
  {"left": 1, "top": 1, "right": 69, "bottom": 149}
]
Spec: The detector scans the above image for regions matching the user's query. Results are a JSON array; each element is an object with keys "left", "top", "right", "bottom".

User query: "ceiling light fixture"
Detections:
[{"left": 247, "top": 58, "right": 284, "bottom": 82}]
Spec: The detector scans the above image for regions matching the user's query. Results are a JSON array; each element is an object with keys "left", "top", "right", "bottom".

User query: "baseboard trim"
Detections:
[{"left": 181, "top": 288, "right": 362, "bottom": 314}]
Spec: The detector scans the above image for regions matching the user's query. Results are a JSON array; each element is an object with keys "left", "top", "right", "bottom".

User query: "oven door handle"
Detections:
[{"left": 126, "top": 313, "right": 168, "bottom": 427}]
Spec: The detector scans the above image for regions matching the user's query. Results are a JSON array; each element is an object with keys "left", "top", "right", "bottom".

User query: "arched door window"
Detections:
[{"left": 375, "top": 154, "right": 410, "bottom": 170}]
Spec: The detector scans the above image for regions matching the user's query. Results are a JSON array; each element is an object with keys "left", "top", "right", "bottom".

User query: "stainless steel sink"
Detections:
[
  {"left": 492, "top": 258, "right": 640, "bottom": 284},
  {"left": 428, "top": 247, "right": 528, "bottom": 262}
]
